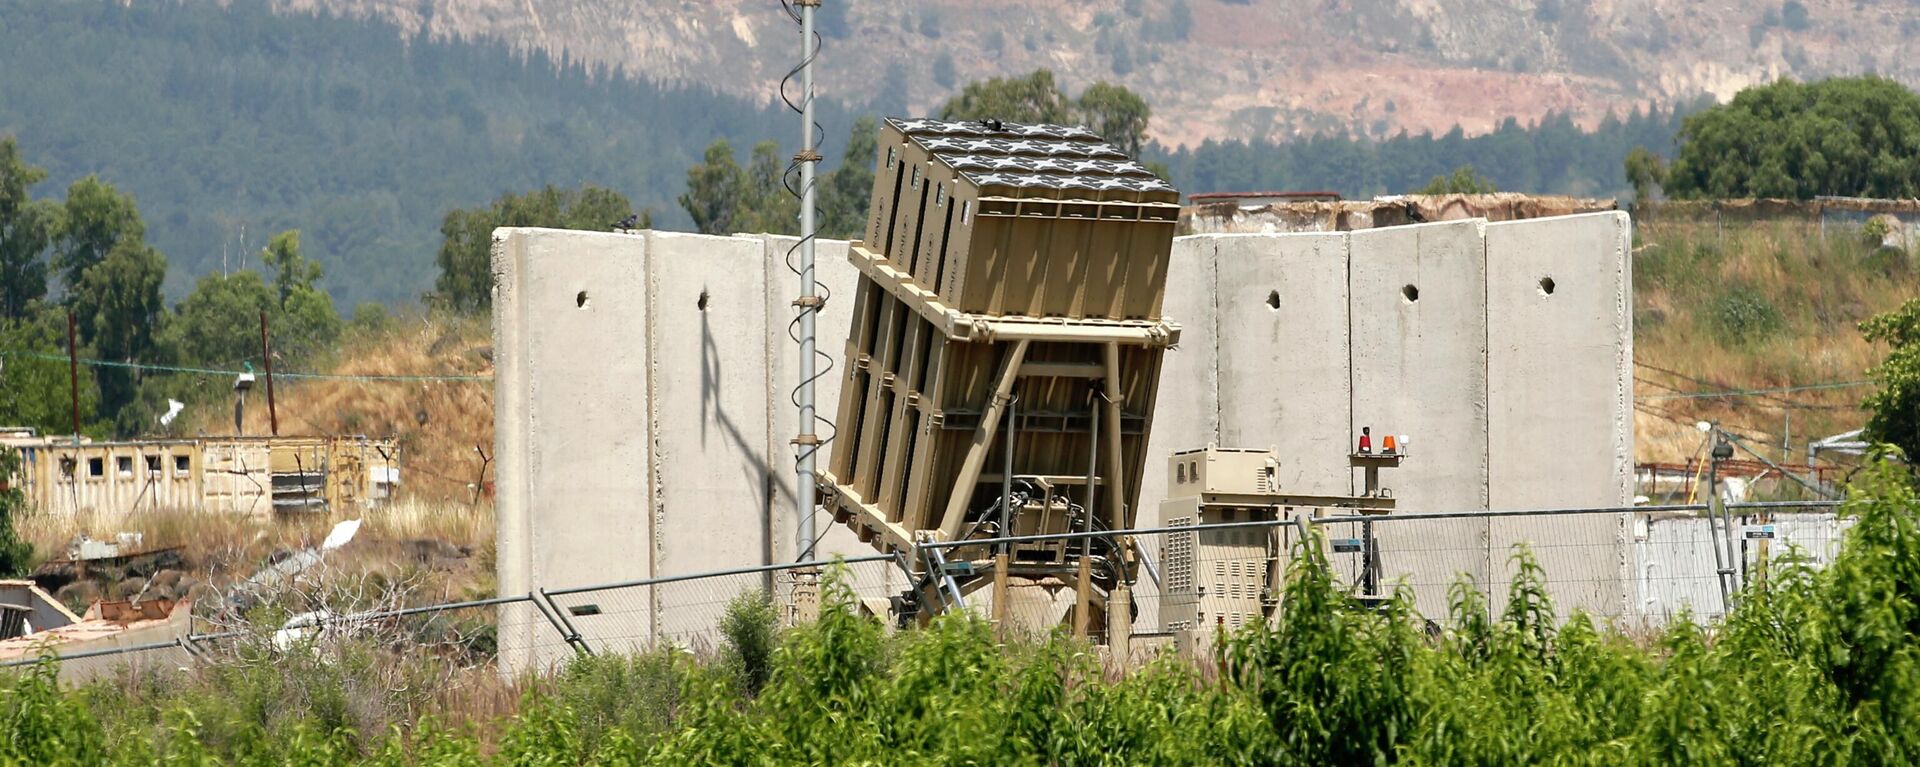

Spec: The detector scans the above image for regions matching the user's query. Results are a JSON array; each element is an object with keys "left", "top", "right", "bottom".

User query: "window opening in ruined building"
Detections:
[
  {"left": 174, "top": 455, "right": 191, "bottom": 475},
  {"left": 116, "top": 456, "right": 133, "bottom": 477},
  {"left": 87, "top": 457, "right": 104, "bottom": 478},
  {"left": 145, "top": 455, "right": 160, "bottom": 474}
]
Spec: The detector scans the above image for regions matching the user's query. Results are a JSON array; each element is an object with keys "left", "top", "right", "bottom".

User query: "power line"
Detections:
[
  {"left": 1633, "top": 360, "right": 1874, "bottom": 403},
  {"left": 1637, "top": 379, "right": 1875, "bottom": 402},
  {"left": 0, "top": 349, "right": 490, "bottom": 383}
]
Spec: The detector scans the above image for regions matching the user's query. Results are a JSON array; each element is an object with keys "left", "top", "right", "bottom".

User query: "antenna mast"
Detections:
[{"left": 793, "top": 0, "right": 823, "bottom": 559}]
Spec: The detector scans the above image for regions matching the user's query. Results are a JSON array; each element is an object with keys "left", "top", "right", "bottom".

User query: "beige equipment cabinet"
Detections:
[
  {"left": 821, "top": 118, "right": 1180, "bottom": 647},
  {"left": 1159, "top": 446, "right": 1402, "bottom": 650}
]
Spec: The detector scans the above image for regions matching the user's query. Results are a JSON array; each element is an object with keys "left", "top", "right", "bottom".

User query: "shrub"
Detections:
[{"left": 1707, "top": 285, "right": 1785, "bottom": 346}]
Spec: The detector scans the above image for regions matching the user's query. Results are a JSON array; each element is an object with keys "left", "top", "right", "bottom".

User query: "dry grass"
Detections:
[
  {"left": 1632, "top": 221, "right": 1917, "bottom": 464},
  {"left": 17, "top": 500, "right": 495, "bottom": 605},
  {"left": 186, "top": 311, "right": 495, "bottom": 503}
]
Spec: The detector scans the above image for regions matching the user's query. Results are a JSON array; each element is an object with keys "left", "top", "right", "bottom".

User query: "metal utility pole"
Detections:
[
  {"left": 66, "top": 310, "right": 80, "bottom": 444},
  {"left": 793, "top": 0, "right": 822, "bottom": 561},
  {"left": 259, "top": 311, "right": 278, "bottom": 436}
]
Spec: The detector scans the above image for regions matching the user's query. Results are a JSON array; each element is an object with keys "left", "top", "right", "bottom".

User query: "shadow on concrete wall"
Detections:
[{"left": 699, "top": 289, "right": 777, "bottom": 563}]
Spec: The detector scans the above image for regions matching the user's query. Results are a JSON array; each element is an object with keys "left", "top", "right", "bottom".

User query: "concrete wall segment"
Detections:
[
  {"left": 494, "top": 219, "right": 1638, "bottom": 644},
  {"left": 1213, "top": 232, "right": 1353, "bottom": 496},
  {"left": 647, "top": 232, "right": 772, "bottom": 581},
  {"left": 1347, "top": 219, "right": 1491, "bottom": 617},
  {"left": 1485, "top": 212, "right": 1635, "bottom": 617},
  {"left": 491, "top": 227, "right": 655, "bottom": 671}
]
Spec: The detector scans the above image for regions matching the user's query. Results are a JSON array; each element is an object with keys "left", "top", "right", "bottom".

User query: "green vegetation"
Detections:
[
  {"left": 433, "top": 185, "right": 640, "bottom": 313},
  {"left": 1414, "top": 164, "right": 1498, "bottom": 194},
  {"left": 0, "top": 448, "right": 33, "bottom": 575},
  {"left": 0, "top": 138, "right": 342, "bottom": 434},
  {"left": 936, "top": 70, "right": 1154, "bottom": 161},
  {"left": 3, "top": 463, "right": 1920, "bottom": 763},
  {"left": 0, "top": 0, "right": 1716, "bottom": 311},
  {"left": 1629, "top": 218, "right": 1920, "bottom": 463},
  {"left": 1660, "top": 76, "right": 1920, "bottom": 200},
  {"left": 0, "top": 0, "right": 862, "bottom": 306},
  {"left": 1862, "top": 299, "right": 1920, "bottom": 459},
  {"left": 1153, "top": 104, "right": 1695, "bottom": 199}
]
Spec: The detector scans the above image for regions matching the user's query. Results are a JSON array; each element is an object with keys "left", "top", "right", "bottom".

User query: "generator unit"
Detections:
[
  {"left": 1159, "top": 443, "right": 1403, "bottom": 646},
  {"left": 820, "top": 117, "right": 1180, "bottom": 646}
]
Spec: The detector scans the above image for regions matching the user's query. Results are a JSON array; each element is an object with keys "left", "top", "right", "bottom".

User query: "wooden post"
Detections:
[
  {"left": 1074, "top": 556, "right": 1092, "bottom": 640},
  {"left": 259, "top": 310, "right": 278, "bottom": 436}
]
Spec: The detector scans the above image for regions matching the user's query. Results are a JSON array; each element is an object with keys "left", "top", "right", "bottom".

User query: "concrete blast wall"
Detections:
[{"left": 494, "top": 213, "right": 1632, "bottom": 670}]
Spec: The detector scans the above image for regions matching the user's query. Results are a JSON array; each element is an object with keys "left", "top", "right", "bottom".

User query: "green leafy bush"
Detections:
[
  {"left": 1708, "top": 285, "right": 1786, "bottom": 346},
  {"left": 5, "top": 466, "right": 1920, "bottom": 763}
]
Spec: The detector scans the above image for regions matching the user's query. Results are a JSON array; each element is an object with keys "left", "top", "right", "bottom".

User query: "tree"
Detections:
[
  {"left": 1166, "top": 0, "right": 1194, "bottom": 41},
  {"left": 1665, "top": 76, "right": 1920, "bottom": 200},
  {"left": 161, "top": 270, "right": 274, "bottom": 368},
  {"left": 258, "top": 230, "right": 341, "bottom": 363},
  {"left": 0, "top": 138, "right": 57, "bottom": 320},
  {"left": 432, "top": 185, "right": 640, "bottom": 313},
  {"left": 52, "top": 176, "right": 143, "bottom": 295},
  {"left": 678, "top": 140, "right": 796, "bottom": 237},
  {"left": 820, "top": 118, "right": 880, "bottom": 239},
  {"left": 0, "top": 448, "right": 36, "bottom": 576},
  {"left": 1624, "top": 146, "right": 1668, "bottom": 202},
  {"left": 1861, "top": 298, "right": 1920, "bottom": 460},
  {"left": 932, "top": 53, "right": 957, "bottom": 90},
  {"left": 937, "top": 70, "right": 1075, "bottom": 126},
  {"left": 1416, "top": 165, "right": 1499, "bottom": 194},
  {"left": 938, "top": 72, "right": 1154, "bottom": 158},
  {"left": 1781, "top": 1, "right": 1811, "bottom": 31},
  {"left": 0, "top": 312, "right": 96, "bottom": 436},
  {"left": 679, "top": 140, "right": 752, "bottom": 236},
  {"left": 1077, "top": 83, "right": 1152, "bottom": 158},
  {"left": 68, "top": 239, "right": 166, "bottom": 425}
]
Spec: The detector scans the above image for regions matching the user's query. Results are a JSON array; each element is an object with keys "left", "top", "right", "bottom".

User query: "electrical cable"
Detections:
[
  {"left": 0, "top": 349, "right": 488, "bottom": 382},
  {"left": 777, "top": 0, "right": 837, "bottom": 560},
  {"left": 1633, "top": 360, "right": 1873, "bottom": 404}
]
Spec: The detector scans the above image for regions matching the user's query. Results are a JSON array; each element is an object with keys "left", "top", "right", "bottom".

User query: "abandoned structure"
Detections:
[{"left": 1, "top": 430, "right": 399, "bottom": 518}]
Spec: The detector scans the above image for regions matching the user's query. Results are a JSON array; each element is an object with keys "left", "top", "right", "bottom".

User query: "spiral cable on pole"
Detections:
[{"left": 779, "top": 0, "right": 836, "bottom": 556}]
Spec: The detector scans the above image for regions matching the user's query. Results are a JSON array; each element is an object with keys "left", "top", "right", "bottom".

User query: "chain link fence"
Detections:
[{"left": 0, "top": 501, "right": 1850, "bottom": 679}]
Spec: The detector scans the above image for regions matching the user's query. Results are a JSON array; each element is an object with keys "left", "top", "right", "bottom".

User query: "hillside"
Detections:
[
  {"left": 0, "top": 0, "right": 856, "bottom": 306},
  {"left": 0, "top": 0, "right": 1711, "bottom": 309},
  {"left": 1631, "top": 219, "right": 1913, "bottom": 473},
  {"left": 272, "top": 0, "right": 1920, "bottom": 147}
]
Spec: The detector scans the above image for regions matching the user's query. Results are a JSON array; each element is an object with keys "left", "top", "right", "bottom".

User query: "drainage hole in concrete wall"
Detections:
[
  {"left": 1266, "top": 290, "right": 1281, "bottom": 310},
  {"left": 575, "top": 291, "right": 590, "bottom": 309},
  {"left": 1402, "top": 284, "right": 1420, "bottom": 303},
  {"left": 697, "top": 291, "right": 710, "bottom": 311},
  {"left": 1539, "top": 276, "right": 1556, "bottom": 295}
]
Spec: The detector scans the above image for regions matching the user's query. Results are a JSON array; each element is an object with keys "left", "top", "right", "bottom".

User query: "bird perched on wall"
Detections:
[{"left": 612, "top": 213, "right": 640, "bottom": 233}]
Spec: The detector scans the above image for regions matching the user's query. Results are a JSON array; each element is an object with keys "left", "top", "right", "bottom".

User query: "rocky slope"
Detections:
[{"left": 271, "top": 0, "right": 1920, "bottom": 146}]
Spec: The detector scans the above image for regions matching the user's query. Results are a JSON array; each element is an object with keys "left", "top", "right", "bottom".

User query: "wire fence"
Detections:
[{"left": 0, "top": 500, "right": 1850, "bottom": 677}]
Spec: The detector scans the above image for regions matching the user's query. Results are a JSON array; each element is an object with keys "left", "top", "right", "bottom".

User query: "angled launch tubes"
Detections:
[{"left": 819, "top": 118, "right": 1181, "bottom": 634}]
